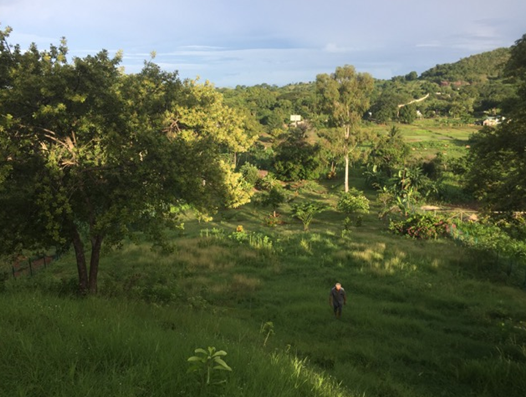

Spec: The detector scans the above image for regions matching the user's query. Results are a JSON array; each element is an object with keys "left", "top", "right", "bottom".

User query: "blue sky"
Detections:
[{"left": 2, "top": 0, "right": 525, "bottom": 87}]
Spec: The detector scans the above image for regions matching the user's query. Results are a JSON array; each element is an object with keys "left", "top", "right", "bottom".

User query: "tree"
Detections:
[
  {"left": 336, "top": 188, "right": 370, "bottom": 226},
  {"left": 0, "top": 29, "right": 252, "bottom": 294},
  {"left": 465, "top": 33, "right": 526, "bottom": 211},
  {"left": 273, "top": 126, "right": 322, "bottom": 181},
  {"left": 291, "top": 201, "right": 327, "bottom": 231},
  {"left": 368, "top": 126, "right": 411, "bottom": 179},
  {"left": 316, "top": 65, "right": 374, "bottom": 192}
]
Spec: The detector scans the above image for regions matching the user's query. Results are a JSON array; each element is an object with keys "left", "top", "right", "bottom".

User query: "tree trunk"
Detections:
[
  {"left": 344, "top": 153, "right": 350, "bottom": 193},
  {"left": 71, "top": 226, "right": 88, "bottom": 295},
  {"left": 88, "top": 235, "right": 103, "bottom": 294},
  {"left": 344, "top": 124, "right": 350, "bottom": 193}
]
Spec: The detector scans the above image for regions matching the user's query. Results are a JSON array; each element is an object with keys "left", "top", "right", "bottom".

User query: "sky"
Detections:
[{"left": 2, "top": 0, "right": 525, "bottom": 87}]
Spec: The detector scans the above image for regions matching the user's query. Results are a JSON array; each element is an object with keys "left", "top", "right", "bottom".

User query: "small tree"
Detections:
[
  {"left": 337, "top": 188, "right": 370, "bottom": 226},
  {"left": 261, "top": 185, "right": 287, "bottom": 219},
  {"left": 291, "top": 201, "right": 327, "bottom": 231}
]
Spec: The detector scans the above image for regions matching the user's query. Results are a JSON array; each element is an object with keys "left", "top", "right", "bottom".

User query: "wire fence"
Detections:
[{"left": 10, "top": 253, "right": 60, "bottom": 279}]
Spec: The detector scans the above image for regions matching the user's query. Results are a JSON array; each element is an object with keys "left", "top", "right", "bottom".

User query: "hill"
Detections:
[{"left": 420, "top": 48, "right": 511, "bottom": 84}]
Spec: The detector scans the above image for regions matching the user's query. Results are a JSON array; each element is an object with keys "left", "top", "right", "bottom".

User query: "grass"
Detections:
[
  {"left": 3, "top": 172, "right": 526, "bottom": 397},
  {"left": 365, "top": 119, "right": 478, "bottom": 159}
]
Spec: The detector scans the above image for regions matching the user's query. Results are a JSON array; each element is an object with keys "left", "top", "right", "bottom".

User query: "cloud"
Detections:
[{"left": 324, "top": 43, "right": 354, "bottom": 53}]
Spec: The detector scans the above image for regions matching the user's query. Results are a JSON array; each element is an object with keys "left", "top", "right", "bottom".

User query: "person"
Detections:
[{"left": 329, "top": 282, "right": 347, "bottom": 319}]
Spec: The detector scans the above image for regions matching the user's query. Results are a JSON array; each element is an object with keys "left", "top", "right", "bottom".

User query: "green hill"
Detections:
[{"left": 420, "top": 48, "right": 511, "bottom": 84}]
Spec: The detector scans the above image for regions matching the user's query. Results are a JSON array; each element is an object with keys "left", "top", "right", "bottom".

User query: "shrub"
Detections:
[
  {"left": 336, "top": 188, "right": 370, "bottom": 226},
  {"left": 389, "top": 213, "right": 451, "bottom": 239},
  {"left": 239, "top": 162, "right": 260, "bottom": 187}
]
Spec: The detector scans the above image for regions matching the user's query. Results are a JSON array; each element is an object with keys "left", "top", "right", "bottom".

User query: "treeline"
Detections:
[{"left": 219, "top": 47, "right": 515, "bottom": 130}]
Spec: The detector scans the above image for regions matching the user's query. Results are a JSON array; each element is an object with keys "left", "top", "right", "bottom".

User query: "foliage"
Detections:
[
  {"left": 316, "top": 65, "right": 374, "bottom": 192},
  {"left": 239, "top": 162, "right": 261, "bottom": 187},
  {"left": 291, "top": 201, "right": 327, "bottom": 231},
  {"left": 228, "top": 228, "right": 274, "bottom": 250},
  {"left": 389, "top": 213, "right": 451, "bottom": 239},
  {"left": 273, "top": 126, "right": 323, "bottom": 181},
  {"left": 337, "top": 189, "right": 370, "bottom": 215},
  {"left": 368, "top": 126, "right": 411, "bottom": 180},
  {"left": 260, "top": 321, "right": 275, "bottom": 347},
  {"left": 255, "top": 183, "right": 289, "bottom": 218},
  {"left": 398, "top": 103, "right": 416, "bottom": 124},
  {"left": 420, "top": 48, "right": 510, "bottom": 84},
  {"left": 336, "top": 188, "right": 370, "bottom": 226},
  {"left": 0, "top": 29, "right": 253, "bottom": 294},
  {"left": 187, "top": 346, "right": 232, "bottom": 387},
  {"left": 464, "top": 35, "right": 526, "bottom": 211}
]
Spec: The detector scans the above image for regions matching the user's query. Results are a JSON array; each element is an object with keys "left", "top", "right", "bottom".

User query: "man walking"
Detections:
[{"left": 329, "top": 282, "right": 347, "bottom": 319}]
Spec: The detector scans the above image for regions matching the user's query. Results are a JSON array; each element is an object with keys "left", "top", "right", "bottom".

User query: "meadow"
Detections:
[{"left": 1, "top": 123, "right": 525, "bottom": 397}]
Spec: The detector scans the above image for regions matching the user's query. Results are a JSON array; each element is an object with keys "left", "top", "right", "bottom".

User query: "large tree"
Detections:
[
  {"left": 316, "top": 65, "right": 374, "bottom": 192},
  {"left": 465, "top": 34, "right": 526, "bottom": 211},
  {"left": 0, "top": 28, "right": 252, "bottom": 294}
]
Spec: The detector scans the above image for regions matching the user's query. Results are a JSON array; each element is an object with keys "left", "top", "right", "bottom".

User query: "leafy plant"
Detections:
[
  {"left": 187, "top": 346, "right": 232, "bottom": 386},
  {"left": 291, "top": 201, "right": 327, "bottom": 231},
  {"left": 336, "top": 188, "right": 370, "bottom": 226},
  {"left": 260, "top": 321, "right": 275, "bottom": 346},
  {"left": 389, "top": 213, "right": 450, "bottom": 239}
]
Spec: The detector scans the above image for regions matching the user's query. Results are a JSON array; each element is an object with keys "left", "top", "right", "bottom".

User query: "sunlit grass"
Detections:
[{"left": 3, "top": 171, "right": 526, "bottom": 397}]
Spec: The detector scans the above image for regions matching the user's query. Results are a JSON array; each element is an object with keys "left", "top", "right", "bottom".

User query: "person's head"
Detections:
[{"left": 335, "top": 283, "right": 341, "bottom": 290}]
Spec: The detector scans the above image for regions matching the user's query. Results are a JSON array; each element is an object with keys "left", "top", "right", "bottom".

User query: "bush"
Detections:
[
  {"left": 337, "top": 189, "right": 370, "bottom": 215},
  {"left": 239, "top": 162, "right": 260, "bottom": 187},
  {"left": 389, "top": 213, "right": 451, "bottom": 239}
]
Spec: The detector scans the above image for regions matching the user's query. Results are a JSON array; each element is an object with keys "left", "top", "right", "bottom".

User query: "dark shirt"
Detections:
[{"left": 330, "top": 286, "right": 346, "bottom": 306}]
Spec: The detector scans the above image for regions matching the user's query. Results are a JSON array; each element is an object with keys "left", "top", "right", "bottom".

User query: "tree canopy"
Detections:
[
  {"left": 0, "top": 28, "right": 253, "bottom": 293},
  {"left": 316, "top": 65, "right": 374, "bottom": 192},
  {"left": 466, "top": 34, "right": 526, "bottom": 211}
]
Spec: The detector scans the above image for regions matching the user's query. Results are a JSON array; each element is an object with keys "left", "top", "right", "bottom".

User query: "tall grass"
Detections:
[{"left": 0, "top": 290, "right": 353, "bottom": 397}]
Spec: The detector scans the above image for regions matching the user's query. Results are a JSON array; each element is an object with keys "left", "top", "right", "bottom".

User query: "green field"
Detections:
[
  {"left": 2, "top": 171, "right": 525, "bottom": 397},
  {"left": 367, "top": 119, "right": 478, "bottom": 159}
]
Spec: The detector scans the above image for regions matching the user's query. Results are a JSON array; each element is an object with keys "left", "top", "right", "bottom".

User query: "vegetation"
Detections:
[
  {"left": 0, "top": 28, "right": 254, "bottom": 294},
  {"left": 316, "top": 65, "right": 374, "bottom": 192},
  {"left": 1, "top": 24, "right": 526, "bottom": 397}
]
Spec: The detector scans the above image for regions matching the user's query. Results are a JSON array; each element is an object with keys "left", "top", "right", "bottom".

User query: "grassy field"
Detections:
[
  {"left": 366, "top": 119, "right": 478, "bottom": 159},
  {"left": 2, "top": 167, "right": 525, "bottom": 397}
]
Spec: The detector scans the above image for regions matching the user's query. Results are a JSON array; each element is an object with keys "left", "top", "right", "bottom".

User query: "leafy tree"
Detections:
[
  {"left": 465, "top": 33, "right": 526, "bottom": 211},
  {"left": 0, "top": 29, "right": 252, "bottom": 294},
  {"left": 239, "top": 162, "right": 260, "bottom": 187},
  {"left": 398, "top": 103, "right": 417, "bottom": 124},
  {"left": 316, "top": 65, "right": 374, "bottom": 192},
  {"left": 259, "top": 184, "right": 287, "bottom": 219},
  {"left": 368, "top": 126, "right": 411, "bottom": 179},
  {"left": 336, "top": 188, "right": 369, "bottom": 226},
  {"left": 273, "top": 126, "right": 322, "bottom": 181}
]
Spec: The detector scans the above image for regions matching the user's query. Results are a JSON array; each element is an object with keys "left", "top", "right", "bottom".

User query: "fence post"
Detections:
[
  {"left": 43, "top": 256, "right": 47, "bottom": 268},
  {"left": 28, "top": 258, "right": 33, "bottom": 277}
]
